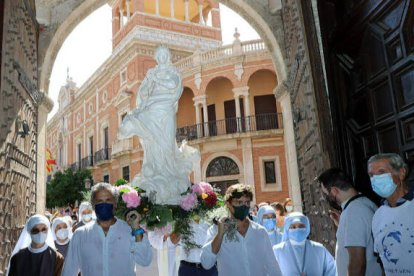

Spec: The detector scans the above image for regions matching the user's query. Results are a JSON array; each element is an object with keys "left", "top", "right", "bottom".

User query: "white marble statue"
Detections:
[{"left": 118, "top": 46, "right": 200, "bottom": 204}]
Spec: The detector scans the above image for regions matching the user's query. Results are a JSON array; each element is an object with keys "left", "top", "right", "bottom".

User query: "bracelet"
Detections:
[{"left": 131, "top": 228, "right": 145, "bottom": 236}]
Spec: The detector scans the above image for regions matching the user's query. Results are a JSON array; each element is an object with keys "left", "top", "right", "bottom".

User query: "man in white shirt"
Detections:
[
  {"left": 200, "top": 183, "right": 282, "bottom": 276},
  {"left": 318, "top": 168, "right": 382, "bottom": 276},
  {"left": 61, "top": 182, "right": 152, "bottom": 276},
  {"left": 368, "top": 153, "right": 414, "bottom": 276}
]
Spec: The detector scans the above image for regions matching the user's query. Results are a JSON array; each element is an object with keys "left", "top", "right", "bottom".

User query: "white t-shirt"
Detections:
[
  {"left": 336, "top": 196, "right": 382, "bottom": 276},
  {"left": 372, "top": 199, "right": 414, "bottom": 275}
]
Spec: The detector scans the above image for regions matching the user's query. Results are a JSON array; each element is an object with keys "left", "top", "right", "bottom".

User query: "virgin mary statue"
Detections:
[{"left": 118, "top": 46, "right": 200, "bottom": 204}]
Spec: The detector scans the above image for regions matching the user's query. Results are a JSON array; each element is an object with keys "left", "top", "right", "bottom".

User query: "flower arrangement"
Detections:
[{"left": 114, "top": 180, "right": 223, "bottom": 252}]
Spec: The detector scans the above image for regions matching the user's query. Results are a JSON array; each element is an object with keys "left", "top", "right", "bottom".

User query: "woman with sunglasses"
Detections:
[{"left": 7, "top": 214, "right": 64, "bottom": 276}]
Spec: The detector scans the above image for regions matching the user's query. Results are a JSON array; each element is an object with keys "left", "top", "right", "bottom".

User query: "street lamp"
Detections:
[{"left": 84, "top": 178, "right": 91, "bottom": 190}]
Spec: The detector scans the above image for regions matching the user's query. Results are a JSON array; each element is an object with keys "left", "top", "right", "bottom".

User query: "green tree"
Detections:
[{"left": 46, "top": 168, "right": 93, "bottom": 208}]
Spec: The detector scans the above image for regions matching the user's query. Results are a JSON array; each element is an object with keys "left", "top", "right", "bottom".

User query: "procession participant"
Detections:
[
  {"left": 273, "top": 212, "right": 336, "bottom": 276},
  {"left": 8, "top": 214, "right": 64, "bottom": 276},
  {"left": 51, "top": 216, "right": 72, "bottom": 258},
  {"left": 257, "top": 205, "right": 283, "bottom": 246},
  {"left": 62, "top": 182, "right": 152, "bottom": 276},
  {"left": 72, "top": 201, "right": 94, "bottom": 232}
]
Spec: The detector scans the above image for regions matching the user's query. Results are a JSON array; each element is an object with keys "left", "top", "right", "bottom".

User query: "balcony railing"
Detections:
[
  {"left": 71, "top": 162, "right": 81, "bottom": 171},
  {"left": 81, "top": 156, "right": 94, "bottom": 168},
  {"left": 95, "top": 148, "right": 111, "bottom": 163},
  {"left": 112, "top": 138, "right": 133, "bottom": 157},
  {"left": 176, "top": 113, "right": 282, "bottom": 143}
]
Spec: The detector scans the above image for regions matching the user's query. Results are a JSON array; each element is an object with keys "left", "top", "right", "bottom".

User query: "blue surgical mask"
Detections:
[
  {"left": 95, "top": 203, "right": 114, "bottom": 221},
  {"left": 370, "top": 173, "right": 397, "bottom": 198},
  {"left": 262, "top": 218, "right": 276, "bottom": 232},
  {"left": 31, "top": 232, "right": 47, "bottom": 244},
  {"left": 289, "top": 228, "right": 308, "bottom": 242}
]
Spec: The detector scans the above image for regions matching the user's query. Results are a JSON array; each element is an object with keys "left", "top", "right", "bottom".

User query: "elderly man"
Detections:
[
  {"left": 318, "top": 168, "right": 381, "bottom": 276},
  {"left": 368, "top": 153, "right": 414, "bottom": 275},
  {"left": 201, "top": 183, "right": 282, "bottom": 275},
  {"left": 62, "top": 182, "right": 152, "bottom": 276}
]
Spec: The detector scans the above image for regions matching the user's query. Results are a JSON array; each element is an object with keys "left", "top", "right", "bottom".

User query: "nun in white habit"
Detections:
[
  {"left": 257, "top": 205, "right": 283, "bottom": 247},
  {"left": 51, "top": 216, "right": 73, "bottom": 258},
  {"left": 273, "top": 212, "right": 336, "bottom": 276},
  {"left": 7, "top": 214, "right": 64, "bottom": 276}
]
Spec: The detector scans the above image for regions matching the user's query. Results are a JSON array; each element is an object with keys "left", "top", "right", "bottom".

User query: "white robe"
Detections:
[
  {"left": 148, "top": 231, "right": 179, "bottom": 276},
  {"left": 201, "top": 221, "right": 282, "bottom": 276},
  {"left": 61, "top": 219, "right": 152, "bottom": 276},
  {"left": 273, "top": 240, "right": 336, "bottom": 276}
]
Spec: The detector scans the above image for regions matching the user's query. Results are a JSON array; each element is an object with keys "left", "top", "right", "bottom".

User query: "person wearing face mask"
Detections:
[
  {"left": 52, "top": 217, "right": 73, "bottom": 258},
  {"left": 200, "top": 183, "right": 282, "bottom": 275},
  {"left": 283, "top": 198, "right": 294, "bottom": 213},
  {"left": 273, "top": 212, "right": 336, "bottom": 275},
  {"left": 257, "top": 205, "right": 282, "bottom": 246},
  {"left": 7, "top": 214, "right": 64, "bottom": 276},
  {"left": 318, "top": 168, "right": 381, "bottom": 276},
  {"left": 61, "top": 182, "right": 152, "bottom": 276},
  {"left": 368, "top": 153, "right": 414, "bottom": 275},
  {"left": 72, "top": 201, "right": 95, "bottom": 232}
]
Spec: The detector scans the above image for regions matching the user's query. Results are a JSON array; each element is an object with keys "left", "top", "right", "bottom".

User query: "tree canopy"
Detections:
[{"left": 46, "top": 168, "right": 93, "bottom": 208}]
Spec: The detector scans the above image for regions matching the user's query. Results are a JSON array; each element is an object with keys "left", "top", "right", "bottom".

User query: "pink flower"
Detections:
[
  {"left": 192, "top": 182, "right": 213, "bottom": 195},
  {"left": 180, "top": 193, "right": 198, "bottom": 211},
  {"left": 122, "top": 189, "right": 141, "bottom": 208}
]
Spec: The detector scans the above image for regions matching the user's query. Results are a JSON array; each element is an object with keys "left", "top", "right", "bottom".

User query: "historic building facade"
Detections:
[{"left": 46, "top": 0, "right": 289, "bottom": 204}]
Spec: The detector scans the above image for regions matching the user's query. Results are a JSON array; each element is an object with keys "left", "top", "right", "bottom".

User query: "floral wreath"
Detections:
[{"left": 115, "top": 181, "right": 224, "bottom": 252}]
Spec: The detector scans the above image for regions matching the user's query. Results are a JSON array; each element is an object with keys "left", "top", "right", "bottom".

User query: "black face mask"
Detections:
[
  {"left": 232, "top": 205, "right": 250, "bottom": 220},
  {"left": 324, "top": 193, "right": 341, "bottom": 210}
]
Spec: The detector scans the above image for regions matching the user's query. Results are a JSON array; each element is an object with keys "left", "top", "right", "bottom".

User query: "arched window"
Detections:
[
  {"left": 206, "top": 157, "right": 239, "bottom": 177},
  {"left": 206, "top": 157, "right": 240, "bottom": 194}
]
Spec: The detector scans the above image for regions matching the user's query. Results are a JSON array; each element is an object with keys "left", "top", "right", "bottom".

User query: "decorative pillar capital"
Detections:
[
  {"left": 273, "top": 81, "right": 289, "bottom": 99},
  {"left": 193, "top": 95, "right": 207, "bottom": 106},
  {"left": 232, "top": 86, "right": 249, "bottom": 98}
]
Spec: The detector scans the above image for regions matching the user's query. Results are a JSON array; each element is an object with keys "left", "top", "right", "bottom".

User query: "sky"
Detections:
[{"left": 48, "top": 4, "right": 260, "bottom": 119}]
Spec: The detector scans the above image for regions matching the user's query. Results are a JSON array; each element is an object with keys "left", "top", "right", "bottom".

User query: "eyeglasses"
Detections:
[
  {"left": 232, "top": 199, "right": 252, "bottom": 207},
  {"left": 31, "top": 227, "right": 48, "bottom": 235}
]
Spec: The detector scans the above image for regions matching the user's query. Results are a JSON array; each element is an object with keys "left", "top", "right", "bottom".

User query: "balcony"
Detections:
[
  {"left": 70, "top": 162, "right": 81, "bottom": 171},
  {"left": 95, "top": 148, "right": 112, "bottom": 164},
  {"left": 112, "top": 138, "right": 133, "bottom": 158},
  {"left": 176, "top": 113, "right": 283, "bottom": 143},
  {"left": 81, "top": 156, "right": 94, "bottom": 168}
]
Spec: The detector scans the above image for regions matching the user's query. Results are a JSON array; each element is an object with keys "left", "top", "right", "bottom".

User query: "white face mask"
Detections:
[
  {"left": 56, "top": 229, "right": 69, "bottom": 240},
  {"left": 31, "top": 232, "right": 47, "bottom": 245},
  {"left": 285, "top": 205, "right": 294, "bottom": 212},
  {"left": 82, "top": 214, "right": 92, "bottom": 223}
]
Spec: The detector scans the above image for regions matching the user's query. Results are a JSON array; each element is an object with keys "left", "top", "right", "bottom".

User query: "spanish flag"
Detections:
[{"left": 46, "top": 149, "right": 56, "bottom": 174}]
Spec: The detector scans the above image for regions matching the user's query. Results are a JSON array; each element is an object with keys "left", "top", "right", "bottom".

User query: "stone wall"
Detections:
[{"left": 277, "top": 0, "right": 337, "bottom": 251}]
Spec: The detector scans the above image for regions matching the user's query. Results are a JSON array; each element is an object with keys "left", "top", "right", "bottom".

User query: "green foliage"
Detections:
[
  {"left": 115, "top": 178, "right": 128, "bottom": 186},
  {"left": 46, "top": 168, "right": 93, "bottom": 208}
]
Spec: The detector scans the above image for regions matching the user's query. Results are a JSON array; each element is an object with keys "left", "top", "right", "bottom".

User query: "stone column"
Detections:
[
  {"left": 184, "top": 0, "right": 189, "bottom": 22},
  {"left": 233, "top": 86, "right": 250, "bottom": 131},
  {"left": 234, "top": 94, "right": 241, "bottom": 132},
  {"left": 126, "top": 0, "right": 131, "bottom": 19},
  {"left": 194, "top": 95, "right": 208, "bottom": 137},
  {"left": 170, "top": 0, "right": 174, "bottom": 18},
  {"left": 211, "top": 8, "right": 221, "bottom": 28},
  {"left": 36, "top": 94, "right": 54, "bottom": 213},
  {"left": 155, "top": 0, "right": 160, "bottom": 16},
  {"left": 274, "top": 83, "right": 302, "bottom": 212},
  {"left": 120, "top": 8, "right": 124, "bottom": 28},
  {"left": 198, "top": 0, "right": 204, "bottom": 25},
  {"left": 194, "top": 102, "right": 202, "bottom": 138},
  {"left": 202, "top": 101, "right": 209, "bottom": 137}
]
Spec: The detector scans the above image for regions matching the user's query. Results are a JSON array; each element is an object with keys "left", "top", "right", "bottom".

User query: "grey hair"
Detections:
[
  {"left": 91, "top": 182, "right": 119, "bottom": 205},
  {"left": 368, "top": 153, "right": 408, "bottom": 172}
]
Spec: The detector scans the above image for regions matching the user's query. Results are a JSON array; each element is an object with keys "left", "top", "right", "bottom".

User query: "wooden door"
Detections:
[
  {"left": 254, "top": 95, "right": 278, "bottom": 130},
  {"left": 318, "top": 0, "right": 414, "bottom": 200}
]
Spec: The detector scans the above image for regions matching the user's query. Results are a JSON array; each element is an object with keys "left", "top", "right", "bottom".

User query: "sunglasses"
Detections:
[{"left": 31, "top": 227, "right": 48, "bottom": 235}]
